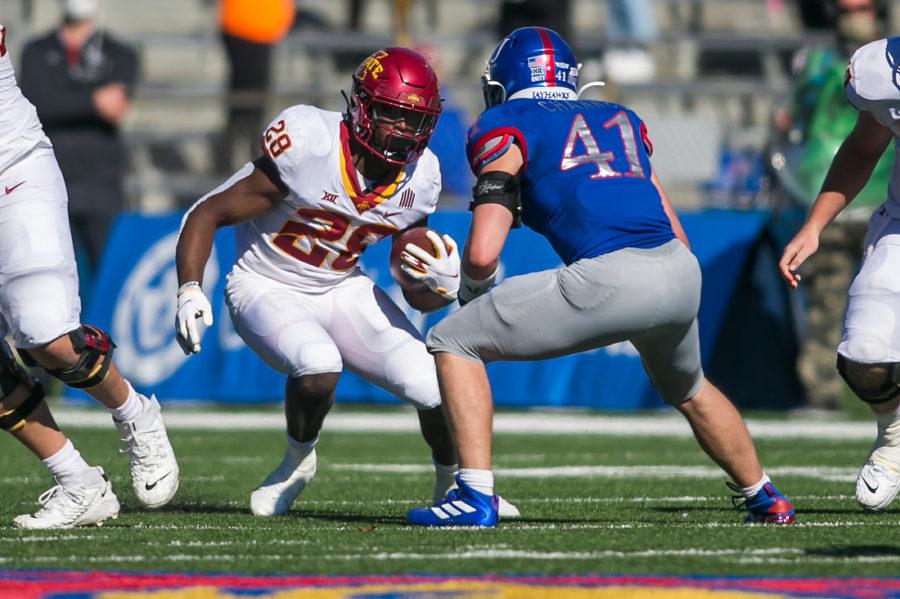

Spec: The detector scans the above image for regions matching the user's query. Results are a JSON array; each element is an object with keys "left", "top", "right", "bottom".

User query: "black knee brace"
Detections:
[
  {"left": 19, "top": 325, "right": 116, "bottom": 389},
  {"left": 837, "top": 354, "right": 900, "bottom": 404},
  {"left": 0, "top": 343, "right": 45, "bottom": 432}
]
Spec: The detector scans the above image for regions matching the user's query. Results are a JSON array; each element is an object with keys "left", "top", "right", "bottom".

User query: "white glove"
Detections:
[
  {"left": 400, "top": 231, "right": 460, "bottom": 301},
  {"left": 175, "top": 282, "right": 213, "bottom": 355}
]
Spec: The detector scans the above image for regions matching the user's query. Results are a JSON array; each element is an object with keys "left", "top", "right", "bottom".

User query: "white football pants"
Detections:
[
  {"left": 224, "top": 264, "right": 441, "bottom": 409},
  {"left": 0, "top": 149, "right": 81, "bottom": 348},
  {"left": 838, "top": 206, "right": 900, "bottom": 364}
]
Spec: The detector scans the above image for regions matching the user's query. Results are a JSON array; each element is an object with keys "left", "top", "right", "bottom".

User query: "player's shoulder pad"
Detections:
[
  {"left": 466, "top": 105, "right": 526, "bottom": 173},
  {"left": 265, "top": 104, "right": 334, "bottom": 160},
  {"left": 416, "top": 147, "right": 442, "bottom": 189},
  {"left": 846, "top": 37, "right": 900, "bottom": 105}
]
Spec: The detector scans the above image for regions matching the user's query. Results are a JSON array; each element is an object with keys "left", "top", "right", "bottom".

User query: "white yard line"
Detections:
[
  {"left": 50, "top": 408, "right": 875, "bottom": 440},
  {"left": 327, "top": 462, "right": 859, "bottom": 482}
]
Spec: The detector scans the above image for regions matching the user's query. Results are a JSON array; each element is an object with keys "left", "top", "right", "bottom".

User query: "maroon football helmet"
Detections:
[{"left": 345, "top": 47, "right": 441, "bottom": 166}]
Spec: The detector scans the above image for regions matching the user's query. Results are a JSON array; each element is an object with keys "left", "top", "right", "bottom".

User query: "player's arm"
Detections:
[
  {"left": 651, "top": 171, "right": 690, "bottom": 250},
  {"left": 174, "top": 159, "right": 285, "bottom": 353},
  {"left": 779, "top": 110, "right": 892, "bottom": 287},
  {"left": 459, "top": 143, "right": 524, "bottom": 303}
]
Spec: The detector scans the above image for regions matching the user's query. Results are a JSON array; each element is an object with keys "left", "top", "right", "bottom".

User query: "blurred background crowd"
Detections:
[{"left": 3, "top": 0, "right": 897, "bottom": 412}]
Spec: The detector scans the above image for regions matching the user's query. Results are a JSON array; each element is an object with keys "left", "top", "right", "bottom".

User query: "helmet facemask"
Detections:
[{"left": 347, "top": 80, "right": 440, "bottom": 166}]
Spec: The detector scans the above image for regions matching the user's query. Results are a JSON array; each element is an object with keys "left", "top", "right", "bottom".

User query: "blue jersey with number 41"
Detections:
[{"left": 466, "top": 99, "right": 675, "bottom": 265}]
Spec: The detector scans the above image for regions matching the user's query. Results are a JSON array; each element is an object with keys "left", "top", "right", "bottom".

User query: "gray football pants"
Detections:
[{"left": 426, "top": 239, "right": 705, "bottom": 405}]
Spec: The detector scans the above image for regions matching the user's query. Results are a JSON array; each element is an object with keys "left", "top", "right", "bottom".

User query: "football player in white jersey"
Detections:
[
  {"left": 781, "top": 36, "right": 900, "bottom": 511},
  {"left": 0, "top": 25, "right": 179, "bottom": 528},
  {"left": 176, "top": 47, "right": 518, "bottom": 517}
]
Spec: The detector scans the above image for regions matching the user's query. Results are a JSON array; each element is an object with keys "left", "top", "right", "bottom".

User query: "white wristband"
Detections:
[
  {"left": 177, "top": 281, "right": 202, "bottom": 296},
  {"left": 459, "top": 268, "right": 497, "bottom": 304}
]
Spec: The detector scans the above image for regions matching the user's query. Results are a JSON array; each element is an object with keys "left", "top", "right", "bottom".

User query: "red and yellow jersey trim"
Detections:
[{"left": 338, "top": 122, "right": 405, "bottom": 214}]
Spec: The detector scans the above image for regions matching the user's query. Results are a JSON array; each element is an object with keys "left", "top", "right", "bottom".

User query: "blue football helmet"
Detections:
[{"left": 482, "top": 27, "right": 596, "bottom": 108}]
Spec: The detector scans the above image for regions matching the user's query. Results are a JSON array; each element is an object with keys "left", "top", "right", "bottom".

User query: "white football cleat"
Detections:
[
  {"left": 115, "top": 394, "right": 179, "bottom": 509},
  {"left": 13, "top": 467, "right": 120, "bottom": 529},
  {"left": 856, "top": 406, "right": 900, "bottom": 511},
  {"left": 856, "top": 458, "right": 900, "bottom": 511},
  {"left": 250, "top": 448, "right": 317, "bottom": 516}
]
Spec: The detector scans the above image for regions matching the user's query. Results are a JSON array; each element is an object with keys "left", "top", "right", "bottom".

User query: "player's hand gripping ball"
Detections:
[{"left": 390, "top": 227, "right": 460, "bottom": 305}]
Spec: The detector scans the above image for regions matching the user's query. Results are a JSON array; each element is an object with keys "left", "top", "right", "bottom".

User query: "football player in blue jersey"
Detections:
[{"left": 404, "top": 27, "right": 795, "bottom": 527}]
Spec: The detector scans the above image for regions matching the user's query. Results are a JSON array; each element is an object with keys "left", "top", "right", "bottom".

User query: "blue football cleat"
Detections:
[
  {"left": 728, "top": 481, "right": 796, "bottom": 524},
  {"left": 407, "top": 476, "right": 499, "bottom": 527}
]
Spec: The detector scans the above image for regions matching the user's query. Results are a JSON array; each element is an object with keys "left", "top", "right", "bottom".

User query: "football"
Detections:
[{"left": 389, "top": 226, "right": 439, "bottom": 290}]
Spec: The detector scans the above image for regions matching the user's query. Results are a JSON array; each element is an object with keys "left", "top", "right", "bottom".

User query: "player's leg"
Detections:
[
  {"left": 327, "top": 274, "right": 461, "bottom": 501},
  {"left": 226, "top": 271, "right": 340, "bottom": 516},
  {"left": 835, "top": 210, "right": 900, "bottom": 510},
  {"left": 0, "top": 338, "right": 119, "bottom": 528},
  {"left": 2, "top": 156, "right": 177, "bottom": 509},
  {"left": 413, "top": 262, "right": 636, "bottom": 526}
]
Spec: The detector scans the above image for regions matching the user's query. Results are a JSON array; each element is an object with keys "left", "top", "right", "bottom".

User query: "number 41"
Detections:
[{"left": 560, "top": 111, "right": 646, "bottom": 179}]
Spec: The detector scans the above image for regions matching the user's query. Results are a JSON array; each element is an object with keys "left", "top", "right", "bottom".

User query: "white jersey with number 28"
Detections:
[{"left": 222, "top": 105, "right": 441, "bottom": 291}]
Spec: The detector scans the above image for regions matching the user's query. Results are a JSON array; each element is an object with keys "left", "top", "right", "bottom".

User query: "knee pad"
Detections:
[
  {"left": 0, "top": 342, "right": 45, "bottom": 432},
  {"left": 837, "top": 354, "right": 900, "bottom": 404},
  {"left": 19, "top": 325, "right": 116, "bottom": 389}
]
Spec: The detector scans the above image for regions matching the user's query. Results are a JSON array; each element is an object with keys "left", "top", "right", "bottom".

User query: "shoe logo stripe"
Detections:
[
  {"left": 443, "top": 503, "right": 461, "bottom": 517},
  {"left": 430, "top": 506, "right": 450, "bottom": 519},
  {"left": 453, "top": 500, "right": 476, "bottom": 513}
]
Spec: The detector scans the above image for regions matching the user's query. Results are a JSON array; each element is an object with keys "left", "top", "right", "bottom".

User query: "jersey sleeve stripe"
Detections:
[
  {"left": 252, "top": 154, "right": 288, "bottom": 195},
  {"left": 467, "top": 126, "right": 529, "bottom": 174},
  {"left": 471, "top": 134, "right": 513, "bottom": 172}
]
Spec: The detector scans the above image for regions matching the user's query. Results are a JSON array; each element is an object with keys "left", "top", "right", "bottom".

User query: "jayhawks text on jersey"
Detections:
[{"left": 466, "top": 98, "right": 674, "bottom": 265}]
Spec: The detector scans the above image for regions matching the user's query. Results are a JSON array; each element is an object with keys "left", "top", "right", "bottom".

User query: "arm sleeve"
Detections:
[{"left": 252, "top": 154, "right": 289, "bottom": 195}]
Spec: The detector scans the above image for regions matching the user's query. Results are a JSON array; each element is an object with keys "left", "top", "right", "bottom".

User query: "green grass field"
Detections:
[{"left": 1, "top": 410, "right": 897, "bottom": 578}]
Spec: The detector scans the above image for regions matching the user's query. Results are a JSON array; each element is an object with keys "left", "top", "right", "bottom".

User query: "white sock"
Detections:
[
  {"left": 41, "top": 439, "right": 93, "bottom": 487},
  {"left": 872, "top": 404, "right": 900, "bottom": 462},
  {"left": 110, "top": 382, "right": 142, "bottom": 423},
  {"left": 740, "top": 473, "right": 771, "bottom": 499},
  {"left": 286, "top": 433, "right": 317, "bottom": 463},
  {"left": 433, "top": 461, "right": 458, "bottom": 502},
  {"left": 458, "top": 468, "right": 494, "bottom": 496}
]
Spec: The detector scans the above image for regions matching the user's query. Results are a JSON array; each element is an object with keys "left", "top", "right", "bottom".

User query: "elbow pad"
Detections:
[{"left": 470, "top": 171, "right": 522, "bottom": 228}]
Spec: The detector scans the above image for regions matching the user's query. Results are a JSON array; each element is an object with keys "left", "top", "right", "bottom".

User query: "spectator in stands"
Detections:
[
  {"left": 215, "top": 0, "right": 294, "bottom": 174},
  {"left": 602, "top": 0, "right": 658, "bottom": 84},
  {"left": 773, "top": 0, "right": 888, "bottom": 409},
  {"left": 20, "top": 0, "right": 138, "bottom": 296},
  {"left": 497, "top": 0, "right": 572, "bottom": 46}
]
